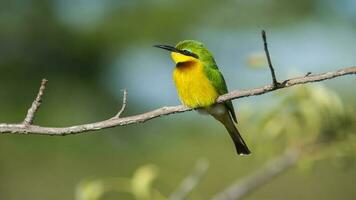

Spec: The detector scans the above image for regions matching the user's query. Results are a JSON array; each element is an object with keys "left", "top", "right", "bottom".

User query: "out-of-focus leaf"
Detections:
[
  {"left": 76, "top": 180, "right": 105, "bottom": 200},
  {"left": 131, "top": 164, "right": 159, "bottom": 200},
  {"left": 75, "top": 165, "right": 163, "bottom": 200},
  {"left": 75, "top": 177, "right": 132, "bottom": 200}
]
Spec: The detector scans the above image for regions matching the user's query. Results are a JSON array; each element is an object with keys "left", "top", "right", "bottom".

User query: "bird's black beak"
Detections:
[
  {"left": 154, "top": 44, "right": 199, "bottom": 59},
  {"left": 153, "top": 45, "right": 179, "bottom": 53}
]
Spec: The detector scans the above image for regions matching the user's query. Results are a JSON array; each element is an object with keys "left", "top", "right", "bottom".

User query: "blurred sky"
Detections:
[{"left": 49, "top": 0, "right": 356, "bottom": 109}]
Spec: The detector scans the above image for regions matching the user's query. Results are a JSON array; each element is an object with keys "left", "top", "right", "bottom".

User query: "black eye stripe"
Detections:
[{"left": 180, "top": 49, "right": 199, "bottom": 59}]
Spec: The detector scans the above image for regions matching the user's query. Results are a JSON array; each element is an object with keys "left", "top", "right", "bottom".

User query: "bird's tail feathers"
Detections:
[
  {"left": 209, "top": 105, "right": 251, "bottom": 156},
  {"left": 224, "top": 121, "right": 251, "bottom": 155}
]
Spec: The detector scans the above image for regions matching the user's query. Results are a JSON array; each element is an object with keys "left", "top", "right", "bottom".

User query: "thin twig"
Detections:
[
  {"left": 169, "top": 159, "right": 209, "bottom": 200},
  {"left": 0, "top": 66, "right": 355, "bottom": 135},
  {"left": 212, "top": 148, "right": 302, "bottom": 200},
  {"left": 22, "top": 79, "right": 48, "bottom": 126},
  {"left": 113, "top": 89, "right": 128, "bottom": 118},
  {"left": 262, "top": 30, "right": 279, "bottom": 87}
]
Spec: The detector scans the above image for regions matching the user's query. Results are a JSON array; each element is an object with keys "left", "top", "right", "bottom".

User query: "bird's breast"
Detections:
[{"left": 173, "top": 61, "right": 219, "bottom": 108}]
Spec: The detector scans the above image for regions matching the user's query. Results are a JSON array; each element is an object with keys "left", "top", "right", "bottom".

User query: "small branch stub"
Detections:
[
  {"left": 22, "top": 79, "right": 48, "bottom": 126},
  {"left": 113, "top": 89, "right": 128, "bottom": 118}
]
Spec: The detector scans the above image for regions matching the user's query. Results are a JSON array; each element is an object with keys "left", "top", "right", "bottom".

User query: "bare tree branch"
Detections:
[
  {"left": 22, "top": 79, "right": 48, "bottom": 126},
  {"left": 0, "top": 66, "right": 355, "bottom": 135},
  {"left": 212, "top": 148, "right": 301, "bottom": 200},
  {"left": 169, "top": 159, "right": 209, "bottom": 200},
  {"left": 262, "top": 30, "right": 280, "bottom": 87}
]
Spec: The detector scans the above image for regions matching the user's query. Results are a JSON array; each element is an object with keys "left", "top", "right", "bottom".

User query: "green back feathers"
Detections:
[
  {"left": 176, "top": 40, "right": 238, "bottom": 122},
  {"left": 204, "top": 65, "right": 238, "bottom": 123}
]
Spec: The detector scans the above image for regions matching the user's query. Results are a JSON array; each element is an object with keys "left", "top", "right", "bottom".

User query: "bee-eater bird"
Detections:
[{"left": 154, "top": 40, "right": 251, "bottom": 155}]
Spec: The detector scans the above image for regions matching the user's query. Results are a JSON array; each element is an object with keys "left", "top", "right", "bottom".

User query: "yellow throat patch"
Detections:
[{"left": 171, "top": 52, "right": 219, "bottom": 108}]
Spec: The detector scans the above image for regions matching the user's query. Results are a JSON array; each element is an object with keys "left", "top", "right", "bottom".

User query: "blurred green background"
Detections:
[{"left": 0, "top": 0, "right": 356, "bottom": 199}]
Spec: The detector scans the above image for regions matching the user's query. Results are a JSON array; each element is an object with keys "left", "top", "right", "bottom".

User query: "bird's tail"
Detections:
[
  {"left": 210, "top": 106, "right": 251, "bottom": 156},
  {"left": 223, "top": 119, "right": 251, "bottom": 155}
]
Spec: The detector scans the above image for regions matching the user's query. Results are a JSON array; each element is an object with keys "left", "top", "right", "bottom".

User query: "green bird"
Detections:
[{"left": 155, "top": 40, "right": 251, "bottom": 155}]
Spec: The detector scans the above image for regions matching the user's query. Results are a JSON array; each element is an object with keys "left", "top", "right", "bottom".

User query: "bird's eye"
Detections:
[
  {"left": 183, "top": 50, "right": 191, "bottom": 54},
  {"left": 181, "top": 49, "right": 198, "bottom": 58}
]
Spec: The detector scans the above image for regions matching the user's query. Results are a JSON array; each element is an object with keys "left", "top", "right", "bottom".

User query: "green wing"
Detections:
[{"left": 204, "top": 65, "right": 238, "bottom": 123}]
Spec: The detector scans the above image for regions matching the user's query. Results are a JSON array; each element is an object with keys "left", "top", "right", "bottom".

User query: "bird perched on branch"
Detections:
[{"left": 155, "top": 40, "right": 251, "bottom": 155}]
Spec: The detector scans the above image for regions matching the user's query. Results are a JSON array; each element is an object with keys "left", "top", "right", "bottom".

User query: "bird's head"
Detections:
[{"left": 154, "top": 40, "right": 216, "bottom": 65}]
